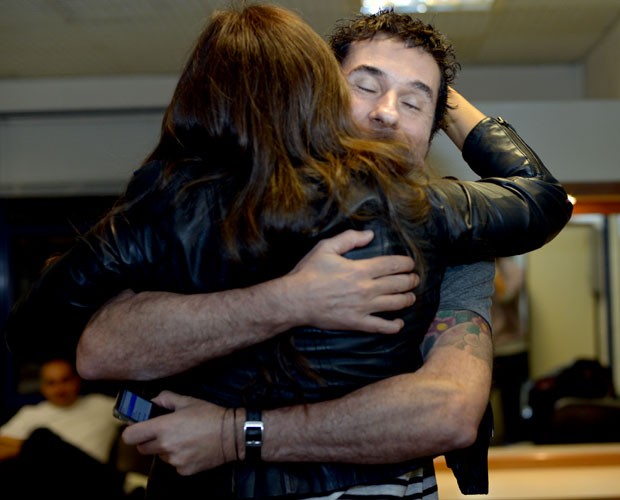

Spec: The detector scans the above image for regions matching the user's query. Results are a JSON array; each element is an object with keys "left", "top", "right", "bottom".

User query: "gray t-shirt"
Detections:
[{"left": 438, "top": 260, "right": 495, "bottom": 326}]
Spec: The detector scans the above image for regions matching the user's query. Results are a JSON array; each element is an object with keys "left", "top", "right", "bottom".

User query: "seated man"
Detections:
[{"left": 0, "top": 358, "right": 126, "bottom": 499}]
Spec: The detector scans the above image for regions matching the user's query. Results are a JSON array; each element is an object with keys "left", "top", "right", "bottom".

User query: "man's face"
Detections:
[
  {"left": 40, "top": 360, "right": 81, "bottom": 407},
  {"left": 341, "top": 35, "right": 440, "bottom": 164}
]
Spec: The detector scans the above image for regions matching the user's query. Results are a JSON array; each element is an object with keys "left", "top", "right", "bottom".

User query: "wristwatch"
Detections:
[{"left": 243, "top": 409, "right": 263, "bottom": 461}]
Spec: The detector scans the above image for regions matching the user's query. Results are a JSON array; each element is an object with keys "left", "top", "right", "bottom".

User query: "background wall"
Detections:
[
  {"left": 585, "top": 11, "right": 620, "bottom": 99},
  {"left": 1, "top": 70, "right": 619, "bottom": 193}
]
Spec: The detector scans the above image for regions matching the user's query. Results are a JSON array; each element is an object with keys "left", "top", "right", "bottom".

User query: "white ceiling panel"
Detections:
[{"left": 1, "top": 0, "right": 619, "bottom": 78}]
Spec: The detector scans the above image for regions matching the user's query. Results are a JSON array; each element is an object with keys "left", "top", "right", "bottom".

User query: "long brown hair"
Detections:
[{"left": 144, "top": 3, "right": 430, "bottom": 265}]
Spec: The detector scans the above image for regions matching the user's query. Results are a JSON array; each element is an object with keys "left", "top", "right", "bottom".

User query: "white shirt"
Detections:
[{"left": 0, "top": 393, "right": 121, "bottom": 463}]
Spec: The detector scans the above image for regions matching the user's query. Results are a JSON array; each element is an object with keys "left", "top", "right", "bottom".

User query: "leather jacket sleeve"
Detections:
[
  {"left": 427, "top": 116, "right": 573, "bottom": 264},
  {"left": 439, "top": 116, "right": 572, "bottom": 495}
]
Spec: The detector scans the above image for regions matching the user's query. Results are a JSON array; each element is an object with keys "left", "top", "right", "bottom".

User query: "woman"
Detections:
[{"left": 6, "top": 4, "right": 573, "bottom": 498}]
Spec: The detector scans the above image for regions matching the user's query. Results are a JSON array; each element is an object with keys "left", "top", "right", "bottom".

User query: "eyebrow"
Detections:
[{"left": 348, "top": 64, "right": 435, "bottom": 102}]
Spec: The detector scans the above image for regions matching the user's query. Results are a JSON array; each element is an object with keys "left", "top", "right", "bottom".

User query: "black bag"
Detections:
[{"left": 522, "top": 358, "right": 620, "bottom": 443}]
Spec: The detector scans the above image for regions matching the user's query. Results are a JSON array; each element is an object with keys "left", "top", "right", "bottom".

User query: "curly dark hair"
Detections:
[{"left": 329, "top": 9, "right": 460, "bottom": 137}]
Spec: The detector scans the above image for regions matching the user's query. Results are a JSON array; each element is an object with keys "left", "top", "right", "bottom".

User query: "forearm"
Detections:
[
  {"left": 443, "top": 88, "right": 486, "bottom": 150},
  {"left": 124, "top": 313, "right": 492, "bottom": 473},
  {"left": 260, "top": 315, "right": 493, "bottom": 463},
  {"left": 78, "top": 230, "right": 417, "bottom": 381},
  {"left": 78, "top": 280, "right": 293, "bottom": 380}
]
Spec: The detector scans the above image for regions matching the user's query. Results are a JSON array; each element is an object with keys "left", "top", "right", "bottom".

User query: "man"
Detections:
[
  {"left": 0, "top": 359, "right": 125, "bottom": 499},
  {"left": 75, "top": 11, "right": 495, "bottom": 498}
]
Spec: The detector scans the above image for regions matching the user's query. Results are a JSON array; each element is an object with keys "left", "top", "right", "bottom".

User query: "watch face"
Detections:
[
  {"left": 244, "top": 410, "right": 263, "bottom": 460},
  {"left": 244, "top": 422, "right": 263, "bottom": 444}
]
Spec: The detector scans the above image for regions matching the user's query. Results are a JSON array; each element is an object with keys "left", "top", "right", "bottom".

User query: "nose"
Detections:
[{"left": 369, "top": 92, "right": 399, "bottom": 128}]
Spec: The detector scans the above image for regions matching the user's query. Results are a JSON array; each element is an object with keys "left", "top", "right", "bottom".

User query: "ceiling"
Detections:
[{"left": 2, "top": 0, "right": 620, "bottom": 79}]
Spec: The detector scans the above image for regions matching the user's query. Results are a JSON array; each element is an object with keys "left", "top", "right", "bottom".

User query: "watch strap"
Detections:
[{"left": 243, "top": 409, "right": 263, "bottom": 461}]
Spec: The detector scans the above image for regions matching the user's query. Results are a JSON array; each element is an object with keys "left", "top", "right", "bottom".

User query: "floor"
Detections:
[{"left": 434, "top": 442, "right": 620, "bottom": 500}]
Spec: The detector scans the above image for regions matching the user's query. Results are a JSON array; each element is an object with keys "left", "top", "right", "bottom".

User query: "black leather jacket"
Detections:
[{"left": 5, "top": 117, "right": 573, "bottom": 498}]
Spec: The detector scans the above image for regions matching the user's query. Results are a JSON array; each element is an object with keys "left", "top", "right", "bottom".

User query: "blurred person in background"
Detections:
[{"left": 0, "top": 358, "right": 126, "bottom": 499}]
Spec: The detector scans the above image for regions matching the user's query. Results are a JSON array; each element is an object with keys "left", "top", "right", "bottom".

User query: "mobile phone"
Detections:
[{"left": 113, "top": 389, "right": 171, "bottom": 423}]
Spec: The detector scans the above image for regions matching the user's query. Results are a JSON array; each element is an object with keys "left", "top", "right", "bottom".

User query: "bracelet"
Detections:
[
  {"left": 233, "top": 407, "right": 240, "bottom": 461},
  {"left": 220, "top": 408, "right": 228, "bottom": 462},
  {"left": 243, "top": 409, "right": 263, "bottom": 462}
]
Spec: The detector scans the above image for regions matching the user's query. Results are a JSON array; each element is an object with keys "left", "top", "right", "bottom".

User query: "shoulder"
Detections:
[
  {"left": 439, "top": 261, "right": 495, "bottom": 323},
  {"left": 444, "top": 260, "right": 495, "bottom": 282},
  {"left": 442, "top": 260, "right": 495, "bottom": 296},
  {"left": 1, "top": 402, "right": 39, "bottom": 424}
]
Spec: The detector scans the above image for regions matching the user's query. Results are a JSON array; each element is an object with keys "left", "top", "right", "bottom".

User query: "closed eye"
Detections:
[
  {"left": 346, "top": 68, "right": 382, "bottom": 95},
  {"left": 357, "top": 84, "right": 378, "bottom": 93},
  {"left": 403, "top": 101, "right": 420, "bottom": 110}
]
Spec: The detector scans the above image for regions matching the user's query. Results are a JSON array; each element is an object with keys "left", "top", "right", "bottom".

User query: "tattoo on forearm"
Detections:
[{"left": 421, "top": 310, "right": 492, "bottom": 363}]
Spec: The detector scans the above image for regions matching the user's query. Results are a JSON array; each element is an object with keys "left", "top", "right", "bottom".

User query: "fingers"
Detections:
[
  {"left": 151, "top": 390, "right": 178, "bottom": 408},
  {"left": 317, "top": 229, "right": 375, "bottom": 256},
  {"left": 366, "top": 256, "right": 417, "bottom": 282},
  {"left": 122, "top": 420, "right": 157, "bottom": 446},
  {"left": 370, "top": 289, "right": 416, "bottom": 312},
  {"left": 361, "top": 317, "right": 405, "bottom": 334},
  {"left": 333, "top": 287, "right": 415, "bottom": 335},
  {"left": 152, "top": 390, "right": 194, "bottom": 410}
]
